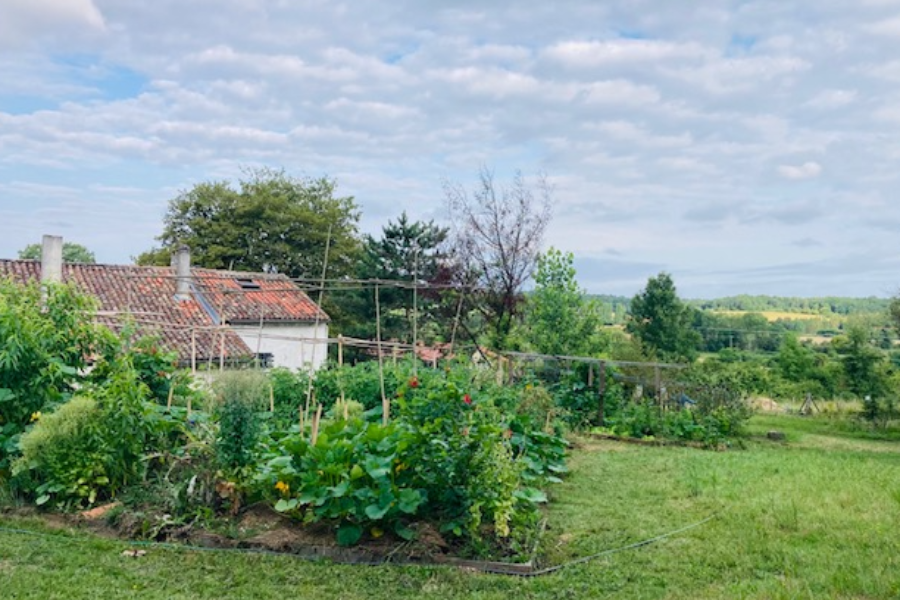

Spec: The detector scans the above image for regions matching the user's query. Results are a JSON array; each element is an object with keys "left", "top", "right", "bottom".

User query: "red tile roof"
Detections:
[
  {"left": 192, "top": 269, "right": 329, "bottom": 323},
  {"left": 0, "top": 260, "right": 328, "bottom": 363}
]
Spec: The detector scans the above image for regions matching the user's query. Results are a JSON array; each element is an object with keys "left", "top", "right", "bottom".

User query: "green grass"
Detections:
[{"left": 3, "top": 414, "right": 900, "bottom": 599}]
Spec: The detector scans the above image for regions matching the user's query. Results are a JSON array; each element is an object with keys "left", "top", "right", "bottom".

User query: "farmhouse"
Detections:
[{"left": 0, "top": 236, "right": 329, "bottom": 371}]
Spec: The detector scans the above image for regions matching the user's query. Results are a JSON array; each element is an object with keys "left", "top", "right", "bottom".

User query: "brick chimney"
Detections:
[
  {"left": 41, "top": 234, "right": 63, "bottom": 285},
  {"left": 172, "top": 245, "right": 192, "bottom": 301}
]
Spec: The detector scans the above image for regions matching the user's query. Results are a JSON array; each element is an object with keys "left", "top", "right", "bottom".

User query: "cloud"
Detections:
[
  {"left": 0, "top": 0, "right": 105, "bottom": 49},
  {"left": 543, "top": 39, "right": 708, "bottom": 68},
  {"left": 2, "top": 0, "right": 900, "bottom": 298},
  {"left": 777, "top": 161, "right": 822, "bottom": 180},
  {"left": 864, "top": 15, "right": 900, "bottom": 36},
  {"left": 804, "top": 89, "right": 857, "bottom": 109}
]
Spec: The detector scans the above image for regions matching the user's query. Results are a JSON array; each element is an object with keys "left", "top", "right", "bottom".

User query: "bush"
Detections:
[
  {"left": 12, "top": 359, "right": 153, "bottom": 508},
  {"left": 14, "top": 397, "right": 110, "bottom": 507},
  {"left": 0, "top": 279, "right": 116, "bottom": 475},
  {"left": 211, "top": 371, "right": 268, "bottom": 471}
]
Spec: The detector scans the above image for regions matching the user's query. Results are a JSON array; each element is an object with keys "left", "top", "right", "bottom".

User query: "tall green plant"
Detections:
[
  {"left": 0, "top": 279, "right": 115, "bottom": 474},
  {"left": 524, "top": 248, "right": 600, "bottom": 356}
]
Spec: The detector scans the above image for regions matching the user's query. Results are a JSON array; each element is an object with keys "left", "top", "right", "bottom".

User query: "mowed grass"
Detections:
[{"left": 3, "top": 413, "right": 900, "bottom": 599}]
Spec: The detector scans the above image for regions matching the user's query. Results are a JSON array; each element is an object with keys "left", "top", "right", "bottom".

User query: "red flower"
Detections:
[
  {"left": 463, "top": 394, "right": 472, "bottom": 405},
  {"left": 409, "top": 377, "right": 419, "bottom": 388}
]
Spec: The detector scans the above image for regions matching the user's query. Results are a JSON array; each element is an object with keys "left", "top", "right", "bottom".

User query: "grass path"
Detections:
[{"left": 3, "top": 414, "right": 900, "bottom": 599}]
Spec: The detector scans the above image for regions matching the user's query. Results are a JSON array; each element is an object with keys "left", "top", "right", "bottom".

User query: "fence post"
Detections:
[{"left": 597, "top": 361, "right": 606, "bottom": 426}]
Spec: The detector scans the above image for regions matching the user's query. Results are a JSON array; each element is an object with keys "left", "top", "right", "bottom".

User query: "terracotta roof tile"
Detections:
[{"left": 0, "top": 260, "right": 328, "bottom": 363}]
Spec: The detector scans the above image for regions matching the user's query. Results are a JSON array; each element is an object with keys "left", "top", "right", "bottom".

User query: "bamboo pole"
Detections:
[
  {"left": 190, "top": 328, "right": 197, "bottom": 376},
  {"left": 218, "top": 326, "right": 225, "bottom": 372},
  {"left": 375, "top": 284, "right": 388, "bottom": 426},
  {"left": 304, "top": 226, "right": 332, "bottom": 408},
  {"left": 311, "top": 404, "right": 323, "bottom": 445},
  {"left": 269, "top": 384, "right": 275, "bottom": 412},
  {"left": 448, "top": 288, "right": 465, "bottom": 357}
]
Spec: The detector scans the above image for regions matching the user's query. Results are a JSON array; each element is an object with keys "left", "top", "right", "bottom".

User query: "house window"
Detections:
[{"left": 236, "top": 278, "right": 260, "bottom": 290}]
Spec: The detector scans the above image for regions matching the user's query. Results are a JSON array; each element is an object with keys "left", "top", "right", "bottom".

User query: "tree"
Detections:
[
  {"left": 626, "top": 272, "right": 701, "bottom": 362},
  {"left": 136, "top": 167, "right": 360, "bottom": 282},
  {"left": 776, "top": 333, "right": 816, "bottom": 381},
  {"left": 18, "top": 242, "right": 96, "bottom": 264},
  {"left": 350, "top": 212, "right": 450, "bottom": 343},
  {"left": 836, "top": 323, "right": 884, "bottom": 398},
  {"left": 443, "top": 167, "right": 553, "bottom": 348},
  {"left": 524, "top": 247, "right": 600, "bottom": 356}
]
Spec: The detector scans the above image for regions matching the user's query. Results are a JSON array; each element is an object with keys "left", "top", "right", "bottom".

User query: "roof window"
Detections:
[{"left": 236, "top": 278, "right": 261, "bottom": 290}]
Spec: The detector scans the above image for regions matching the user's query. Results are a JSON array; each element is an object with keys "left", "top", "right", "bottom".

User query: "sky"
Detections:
[{"left": 2, "top": 0, "right": 900, "bottom": 299}]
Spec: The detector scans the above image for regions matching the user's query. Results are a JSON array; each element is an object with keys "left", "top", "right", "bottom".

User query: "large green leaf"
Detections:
[
  {"left": 513, "top": 487, "right": 548, "bottom": 504},
  {"left": 364, "top": 503, "right": 390, "bottom": 520},
  {"left": 397, "top": 488, "right": 423, "bottom": 514}
]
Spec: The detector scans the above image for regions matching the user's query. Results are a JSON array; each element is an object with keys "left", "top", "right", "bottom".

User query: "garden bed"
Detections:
[{"left": 3, "top": 502, "right": 545, "bottom": 574}]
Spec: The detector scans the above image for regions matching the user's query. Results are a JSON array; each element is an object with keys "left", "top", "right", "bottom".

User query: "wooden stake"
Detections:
[
  {"left": 374, "top": 284, "right": 388, "bottom": 426},
  {"left": 597, "top": 361, "right": 607, "bottom": 426},
  {"left": 218, "top": 327, "right": 225, "bottom": 372},
  {"left": 166, "top": 379, "right": 175, "bottom": 410},
  {"left": 311, "top": 404, "right": 323, "bottom": 445},
  {"left": 269, "top": 384, "right": 275, "bottom": 412},
  {"left": 305, "top": 225, "right": 332, "bottom": 408},
  {"left": 190, "top": 328, "right": 197, "bottom": 376},
  {"left": 448, "top": 288, "right": 465, "bottom": 357},
  {"left": 338, "top": 334, "right": 344, "bottom": 367}
]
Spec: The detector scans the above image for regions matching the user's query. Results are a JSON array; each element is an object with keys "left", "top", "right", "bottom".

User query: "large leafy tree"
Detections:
[
  {"left": 136, "top": 168, "right": 360, "bottom": 282},
  {"left": 18, "top": 242, "right": 96, "bottom": 264},
  {"left": 443, "top": 167, "right": 553, "bottom": 348},
  {"left": 626, "top": 272, "right": 701, "bottom": 363},
  {"left": 835, "top": 323, "right": 885, "bottom": 398},
  {"left": 524, "top": 248, "right": 600, "bottom": 356}
]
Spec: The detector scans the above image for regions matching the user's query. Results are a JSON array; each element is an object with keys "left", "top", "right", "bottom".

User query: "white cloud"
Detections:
[
  {"left": 864, "top": 15, "right": 900, "bottom": 36},
  {"left": 804, "top": 89, "right": 858, "bottom": 109},
  {"left": 543, "top": 39, "right": 708, "bottom": 68},
  {"left": 0, "top": 0, "right": 105, "bottom": 49},
  {"left": 2, "top": 0, "right": 900, "bottom": 296},
  {"left": 777, "top": 161, "right": 823, "bottom": 180}
]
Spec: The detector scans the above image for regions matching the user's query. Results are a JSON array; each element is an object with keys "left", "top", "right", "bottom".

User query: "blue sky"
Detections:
[{"left": 3, "top": 0, "right": 900, "bottom": 298}]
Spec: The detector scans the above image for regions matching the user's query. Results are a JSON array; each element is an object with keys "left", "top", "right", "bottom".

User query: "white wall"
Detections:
[{"left": 231, "top": 322, "right": 329, "bottom": 372}]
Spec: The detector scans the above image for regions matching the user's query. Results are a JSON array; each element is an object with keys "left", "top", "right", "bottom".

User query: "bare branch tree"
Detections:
[{"left": 444, "top": 166, "right": 553, "bottom": 348}]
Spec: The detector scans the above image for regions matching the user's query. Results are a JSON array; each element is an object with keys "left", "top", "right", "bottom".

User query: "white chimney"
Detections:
[
  {"left": 41, "top": 234, "right": 63, "bottom": 285},
  {"left": 172, "top": 245, "right": 192, "bottom": 300}
]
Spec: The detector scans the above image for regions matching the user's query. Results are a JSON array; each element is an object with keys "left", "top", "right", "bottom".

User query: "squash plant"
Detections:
[{"left": 256, "top": 418, "right": 426, "bottom": 545}]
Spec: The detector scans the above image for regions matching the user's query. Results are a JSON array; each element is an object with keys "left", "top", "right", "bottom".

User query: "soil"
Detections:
[{"left": 3, "top": 501, "right": 535, "bottom": 572}]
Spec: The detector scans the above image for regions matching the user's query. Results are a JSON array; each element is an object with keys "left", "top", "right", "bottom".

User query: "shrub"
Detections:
[
  {"left": 0, "top": 279, "right": 115, "bottom": 475},
  {"left": 211, "top": 371, "right": 268, "bottom": 471},
  {"left": 13, "top": 359, "right": 153, "bottom": 508},
  {"left": 14, "top": 397, "right": 109, "bottom": 507}
]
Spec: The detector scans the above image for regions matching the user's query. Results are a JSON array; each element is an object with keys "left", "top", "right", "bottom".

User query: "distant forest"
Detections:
[{"left": 590, "top": 294, "right": 893, "bottom": 353}]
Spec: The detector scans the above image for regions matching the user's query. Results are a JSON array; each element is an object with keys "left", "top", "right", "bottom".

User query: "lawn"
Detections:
[{"left": 3, "top": 413, "right": 900, "bottom": 599}]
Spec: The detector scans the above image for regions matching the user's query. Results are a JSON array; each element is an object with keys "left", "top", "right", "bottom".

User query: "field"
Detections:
[
  {"left": 3, "top": 413, "right": 900, "bottom": 599},
  {"left": 710, "top": 310, "right": 824, "bottom": 322}
]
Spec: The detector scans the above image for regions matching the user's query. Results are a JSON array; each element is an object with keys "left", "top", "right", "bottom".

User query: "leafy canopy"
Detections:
[
  {"left": 136, "top": 167, "right": 361, "bottom": 281},
  {"left": 523, "top": 247, "right": 600, "bottom": 356},
  {"left": 626, "top": 272, "right": 700, "bottom": 363},
  {"left": 18, "top": 242, "right": 96, "bottom": 264}
]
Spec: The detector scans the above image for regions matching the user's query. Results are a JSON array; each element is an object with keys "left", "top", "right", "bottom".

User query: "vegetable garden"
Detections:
[{"left": 0, "top": 279, "right": 751, "bottom": 567}]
